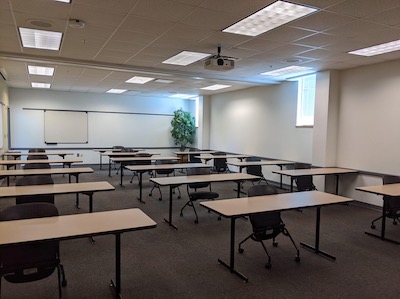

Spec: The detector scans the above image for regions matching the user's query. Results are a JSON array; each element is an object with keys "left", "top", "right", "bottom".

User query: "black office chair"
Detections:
[
  {"left": 116, "top": 147, "right": 134, "bottom": 175},
  {"left": 245, "top": 156, "right": 268, "bottom": 185},
  {"left": 189, "top": 148, "right": 202, "bottom": 163},
  {"left": 23, "top": 162, "right": 51, "bottom": 170},
  {"left": 293, "top": 162, "right": 316, "bottom": 191},
  {"left": 129, "top": 153, "right": 153, "bottom": 184},
  {"left": 15, "top": 175, "right": 55, "bottom": 205},
  {"left": 28, "top": 148, "right": 46, "bottom": 153},
  {"left": 27, "top": 154, "right": 49, "bottom": 160},
  {"left": 180, "top": 167, "right": 219, "bottom": 223},
  {"left": 149, "top": 160, "right": 181, "bottom": 201},
  {"left": 238, "top": 185, "right": 300, "bottom": 269},
  {"left": 213, "top": 151, "right": 228, "bottom": 173},
  {"left": 371, "top": 175, "right": 400, "bottom": 229},
  {"left": 0, "top": 202, "right": 67, "bottom": 299}
]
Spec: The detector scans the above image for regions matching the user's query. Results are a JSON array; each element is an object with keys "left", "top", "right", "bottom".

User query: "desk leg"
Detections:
[
  {"left": 119, "top": 165, "right": 124, "bottom": 187},
  {"left": 217, "top": 217, "right": 248, "bottom": 282},
  {"left": 290, "top": 178, "right": 294, "bottom": 192},
  {"left": 300, "top": 207, "right": 336, "bottom": 261},
  {"left": 164, "top": 186, "right": 177, "bottom": 230},
  {"left": 110, "top": 233, "right": 122, "bottom": 299},
  {"left": 100, "top": 154, "right": 103, "bottom": 170},
  {"left": 335, "top": 174, "right": 339, "bottom": 195},
  {"left": 75, "top": 174, "right": 80, "bottom": 209},
  {"left": 6, "top": 176, "right": 9, "bottom": 186},
  {"left": 109, "top": 160, "right": 112, "bottom": 177},
  {"left": 137, "top": 172, "right": 145, "bottom": 204},
  {"left": 279, "top": 165, "right": 283, "bottom": 189}
]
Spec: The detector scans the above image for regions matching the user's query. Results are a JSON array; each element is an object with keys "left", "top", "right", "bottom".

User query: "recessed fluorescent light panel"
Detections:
[
  {"left": 31, "top": 82, "right": 51, "bottom": 88},
  {"left": 349, "top": 39, "right": 400, "bottom": 56},
  {"left": 201, "top": 84, "right": 231, "bottom": 90},
  {"left": 54, "top": 0, "right": 71, "bottom": 2},
  {"left": 261, "top": 66, "right": 312, "bottom": 77},
  {"left": 162, "top": 51, "right": 210, "bottom": 66},
  {"left": 155, "top": 79, "right": 173, "bottom": 84},
  {"left": 223, "top": 1, "right": 318, "bottom": 36},
  {"left": 125, "top": 76, "right": 154, "bottom": 84},
  {"left": 169, "top": 93, "right": 197, "bottom": 99},
  {"left": 19, "top": 27, "right": 62, "bottom": 50},
  {"left": 107, "top": 89, "right": 127, "bottom": 94},
  {"left": 28, "top": 65, "right": 55, "bottom": 76}
]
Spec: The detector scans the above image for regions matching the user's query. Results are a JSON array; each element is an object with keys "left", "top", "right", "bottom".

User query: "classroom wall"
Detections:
[
  {"left": 336, "top": 59, "right": 400, "bottom": 206},
  {"left": 0, "top": 77, "right": 9, "bottom": 154},
  {"left": 208, "top": 81, "right": 313, "bottom": 182},
  {"left": 9, "top": 88, "right": 195, "bottom": 163}
]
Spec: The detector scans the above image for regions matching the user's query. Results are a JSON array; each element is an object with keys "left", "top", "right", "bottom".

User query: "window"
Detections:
[{"left": 296, "top": 74, "right": 316, "bottom": 127}]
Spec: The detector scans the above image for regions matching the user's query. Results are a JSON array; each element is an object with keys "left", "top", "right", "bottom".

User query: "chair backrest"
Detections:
[
  {"left": 247, "top": 185, "right": 281, "bottom": 234},
  {"left": 23, "top": 163, "right": 51, "bottom": 170},
  {"left": 15, "top": 175, "right": 55, "bottom": 204},
  {"left": 382, "top": 175, "right": 400, "bottom": 210},
  {"left": 213, "top": 152, "right": 228, "bottom": 173},
  {"left": 134, "top": 153, "right": 152, "bottom": 165},
  {"left": 187, "top": 167, "right": 211, "bottom": 190},
  {"left": 155, "top": 159, "right": 175, "bottom": 176},
  {"left": 27, "top": 154, "right": 48, "bottom": 160},
  {"left": 0, "top": 202, "right": 59, "bottom": 283},
  {"left": 293, "top": 162, "right": 314, "bottom": 191},
  {"left": 189, "top": 148, "right": 202, "bottom": 163},
  {"left": 245, "top": 157, "right": 262, "bottom": 176},
  {"left": 28, "top": 148, "right": 46, "bottom": 153},
  {"left": 112, "top": 145, "right": 124, "bottom": 152}
]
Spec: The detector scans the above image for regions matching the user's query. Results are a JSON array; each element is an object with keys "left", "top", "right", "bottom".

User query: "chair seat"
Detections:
[{"left": 189, "top": 191, "right": 219, "bottom": 200}]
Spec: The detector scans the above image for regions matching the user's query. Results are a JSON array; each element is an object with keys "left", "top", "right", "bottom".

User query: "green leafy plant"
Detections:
[{"left": 171, "top": 108, "right": 196, "bottom": 151}]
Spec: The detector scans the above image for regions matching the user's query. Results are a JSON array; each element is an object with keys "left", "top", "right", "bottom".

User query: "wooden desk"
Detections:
[
  {"left": 174, "top": 150, "right": 216, "bottom": 162},
  {"left": 102, "top": 152, "right": 159, "bottom": 176},
  {"left": 195, "top": 154, "right": 250, "bottom": 162},
  {"left": 272, "top": 167, "right": 358, "bottom": 194},
  {"left": 0, "top": 208, "right": 156, "bottom": 299},
  {"left": 3, "top": 151, "right": 74, "bottom": 160},
  {"left": 0, "top": 158, "right": 83, "bottom": 170},
  {"left": 356, "top": 183, "right": 400, "bottom": 244},
  {"left": 0, "top": 181, "right": 114, "bottom": 212},
  {"left": 227, "top": 160, "right": 295, "bottom": 188},
  {"left": 200, "top": 190, "right": 353, "bottom": 282},
  {"left": 150, "top": 173, "right": 259, "bottom": 229},
  {"left": 111, "top": 156, "right": 179, "bottom": 182},
  {"left": 125, "top": 163, "right": 212, "bottom": 203},
  {"left": 0, "top": 167, "right": 94, "bottom": 186}
]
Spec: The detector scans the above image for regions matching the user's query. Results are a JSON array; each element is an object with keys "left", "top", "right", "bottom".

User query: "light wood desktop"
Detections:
[
  {"left": 0, "top": 181, "right": 114, "bottom": 213},
  {"left": 111, "top": 156, "right": 179, "bottom": 181},
  {"left": 3, "top": 151, "right": 74, "bottom": 160},
  {"left": 356, "top": 183, "right": 400, "bottom": 245},
  {"left": 174, "top": 150, "right": 216, "bottom": 162},
  {"left": 0, "top": 158, "right": 83, "bottom": 170},
  {"left": 0, "top": 208, "right": 156, "bottom": 299},
  {"left": 0, "top": 167, "right": 94, "bottom": 186},
  {"left": 150, "top": 173, "right": 260, "bottom": 230},
  {"left": 273, "top": 167, "right": 358, "bottom": 194},
  {"left": 227, "top": 160, "right": 295, "bottom": 188},
  {"left": 125, "top": 163, "right": 212, "bottom": 203},
  {"left": 200, "top": 190, "right": 353, "bottom": 282}
]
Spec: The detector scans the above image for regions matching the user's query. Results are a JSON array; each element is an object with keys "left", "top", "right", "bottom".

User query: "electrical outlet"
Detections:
[{"left": 77, "top": 153, "right": 80, "bottom": 157}]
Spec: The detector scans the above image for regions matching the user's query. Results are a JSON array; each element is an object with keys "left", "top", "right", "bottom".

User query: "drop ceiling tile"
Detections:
[
  {"left": 110, "top": 30, "right": 157, "bottom": 45},
  {"left": 130, "top": 0, "right": 197, "bottom": 22},
  {"left": 71, "top": 3, "right": 126, "bottom": 28},
  {"left": 325, "top": 0, "right": 400, "bottom": 18},
  {"left": 199, "top": 0, "right": 273, "bottom": 18},
  {"left": 73, "top": 0, "right": 139, "bottom": 13},
  {"left": 119, "top": 15, "right": 175, "bottom": 35},
  {"left": 103, "top": 41, "right": 145, "bottom": 54},
  {"left": 259, "top": 26, "right": 317, "bottom": 43},
  {"left": 10, "top": 0, "right": 70, "bottom": 19},
  {"left": 294, "top": 32, "right": 339, "bottom": 47},
  {"left": 13, "top": 12, "right": 67, "bottom": 32},
  {"left": 290, "top": 10, "right": 355, "bottom": 32},
  {"left": 180, "top": 7, "right": 240, "bottom": 30},
  {"left": 325, "top": 20, "right": 392, "bottom": 38},
  {"left": 366, "top": 6, "right": 400, "bottom": 27},
  {"left": 236, "top": 38, "right": 285, "bottom": 52}
]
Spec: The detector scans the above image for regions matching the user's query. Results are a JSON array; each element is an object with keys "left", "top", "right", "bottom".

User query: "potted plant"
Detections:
[{"left": 171, "top": 108, "right": 196, "bottom": 151}]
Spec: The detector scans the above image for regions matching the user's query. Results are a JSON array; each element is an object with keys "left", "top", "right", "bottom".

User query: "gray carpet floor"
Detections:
[{"left": 0, "top": 165, "right": 399, "bottom": 299}]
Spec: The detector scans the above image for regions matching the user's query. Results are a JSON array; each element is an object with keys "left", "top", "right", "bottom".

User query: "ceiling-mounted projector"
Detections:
[
  {"left": 204, "top": 46, "right": 237, "bottom": 71},
  {"left": 204, "top": 57, "right": 235, "bottom": 71}
]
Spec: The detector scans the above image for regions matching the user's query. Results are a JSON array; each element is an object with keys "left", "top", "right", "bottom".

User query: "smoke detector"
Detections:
[{"left": 68, "top": 19, "right": 86, "bottom": 29}]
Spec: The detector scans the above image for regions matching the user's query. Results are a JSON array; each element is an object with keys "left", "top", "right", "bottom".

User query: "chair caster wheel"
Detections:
[
  {"left": 178, "top": 196, "right": 181, "bottom": 199},
  {"left": 238, "top": 248, "right": 244, "bottom": 254},
  {"left": 62, "top": 280, "right": 67, "bottom": 287},
  {"left": 295, "top": 256, "right": 300, "bottom": 263},
  {"left": 265, "top": 263, "right": 272, "bottom": 269},
  {"left": 180, "top": 213, "right": 183, "bottom": 217},
  {"left": 394, "top": 221, "right": 398, "bottom": 225},
  {"left": 217, "top": 216, "right": 221, "bottom": 221},
  {"left": 194, "top": 219, "right": 198, "bottom": 224},
  {"left": 371, "top": 224, "right": 376, "bottom": 229},
  {"left": 149, "top": 193, "right": 152, "bottom": 196},
  {"left": 158, "top": 198, "right": 162, "bottom": 201},
  {"left": 273, "top": 242, "right": 278, "bottom": 247}
]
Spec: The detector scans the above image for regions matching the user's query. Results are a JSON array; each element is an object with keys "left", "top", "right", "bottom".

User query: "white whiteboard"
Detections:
[{"left": 44, "top": 110, "right": 88, "bottom": 144}]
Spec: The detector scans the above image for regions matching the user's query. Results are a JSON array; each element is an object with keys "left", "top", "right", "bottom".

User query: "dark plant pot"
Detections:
[{"left": 180, "top": 145, "right": 186, "bottom": 151}]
